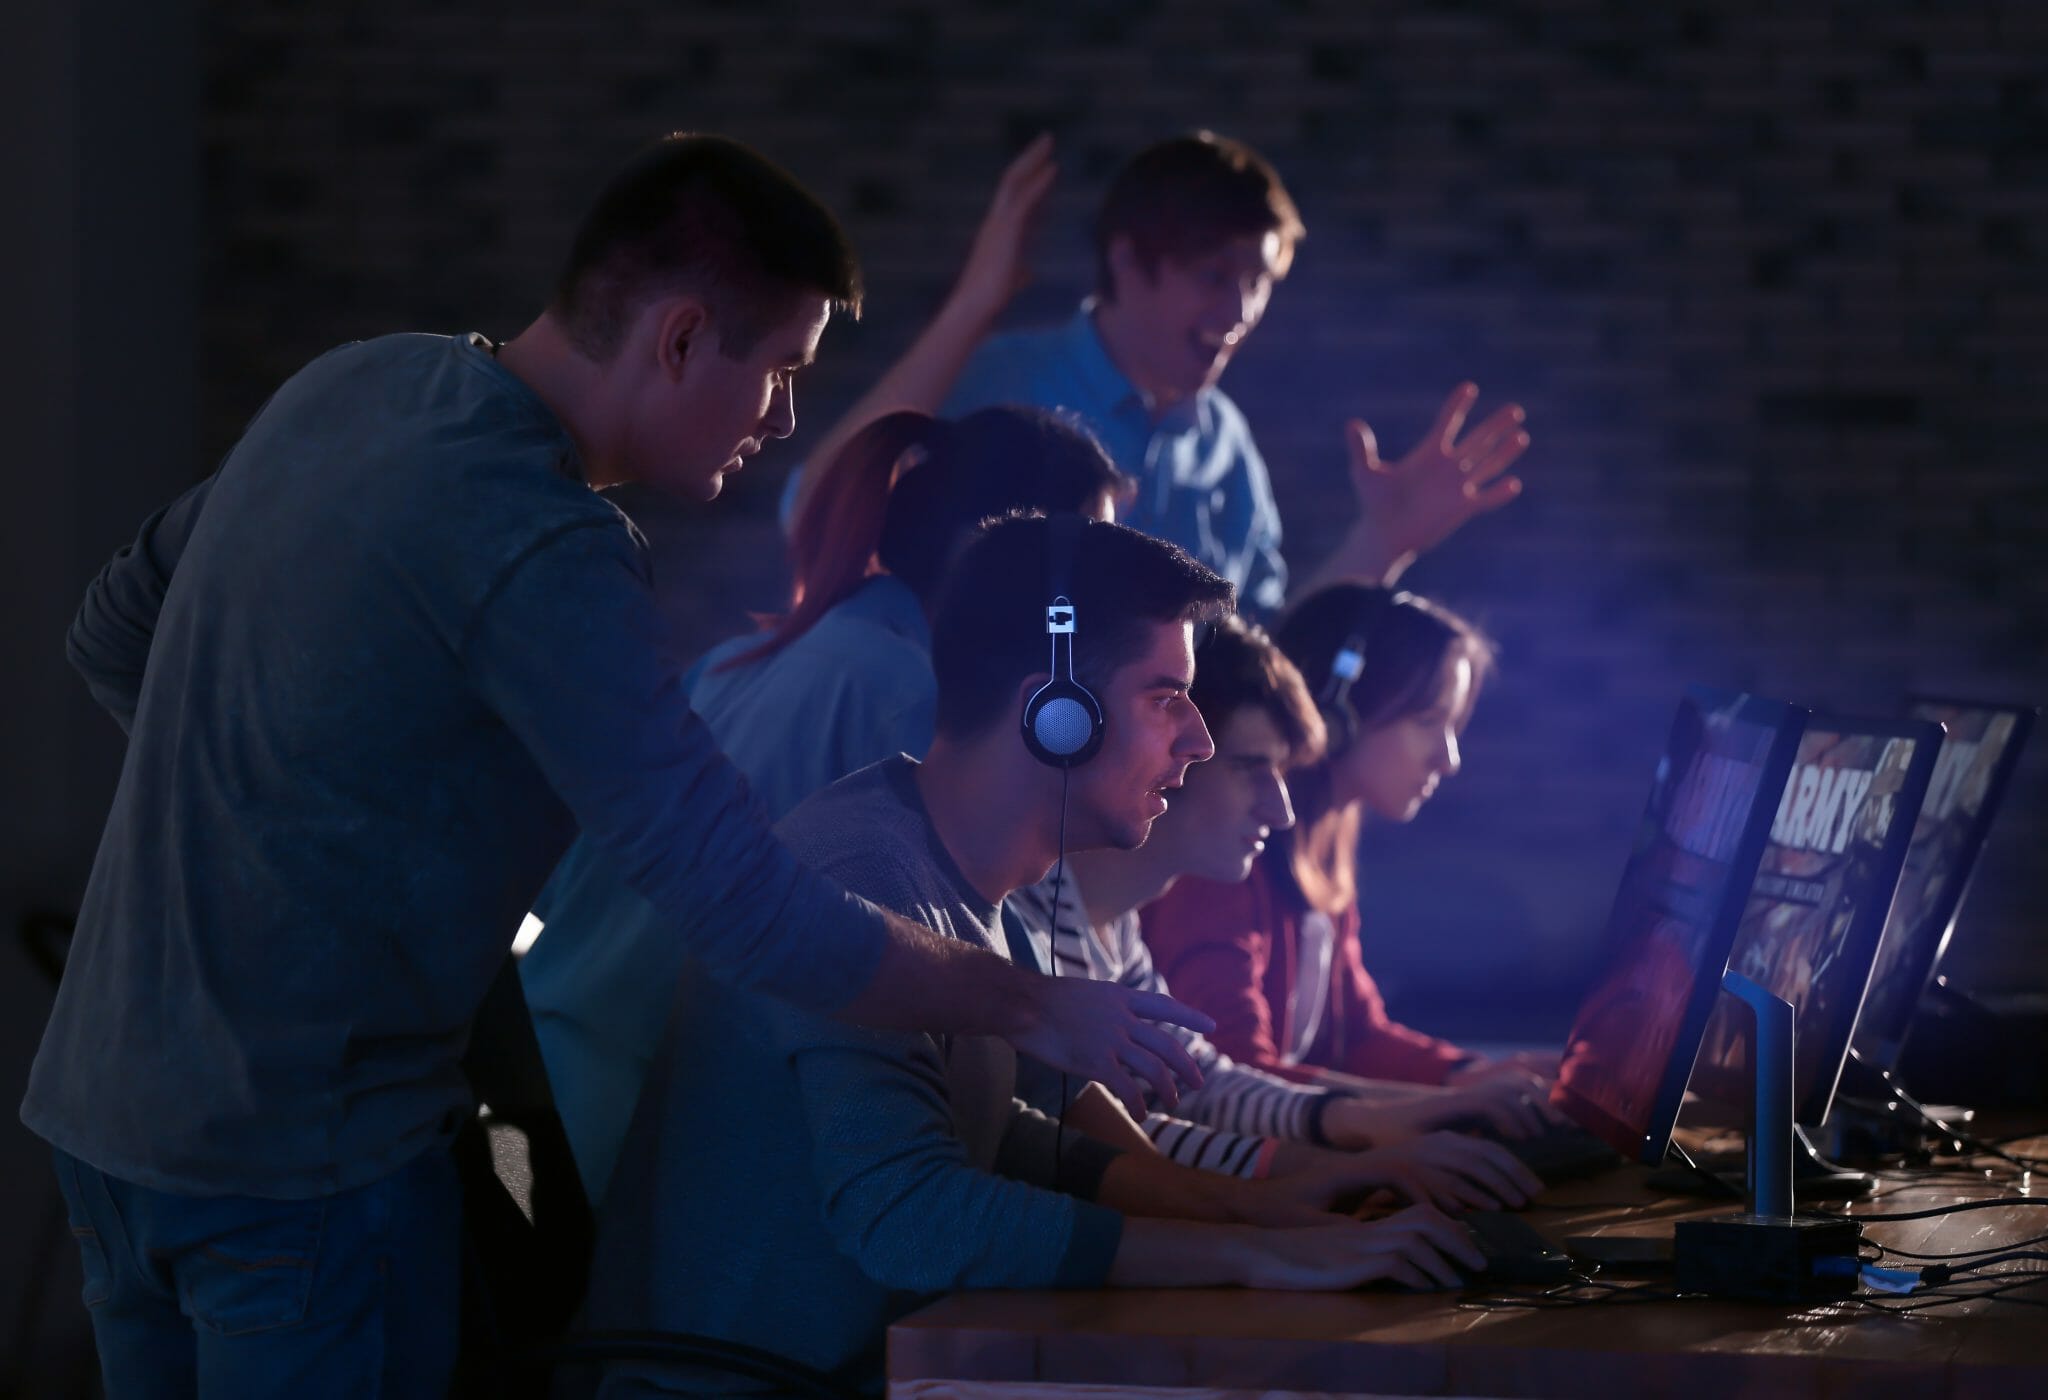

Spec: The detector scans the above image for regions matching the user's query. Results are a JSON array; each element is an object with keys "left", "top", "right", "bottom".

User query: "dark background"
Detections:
[{"left": 5, "top": 2, "right": 2044, "bottom": 1391}]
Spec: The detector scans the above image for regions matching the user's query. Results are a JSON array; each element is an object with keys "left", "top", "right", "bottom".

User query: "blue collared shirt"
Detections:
[{"left": 945, "top": 305, "right": 1285, "bottom": 615}]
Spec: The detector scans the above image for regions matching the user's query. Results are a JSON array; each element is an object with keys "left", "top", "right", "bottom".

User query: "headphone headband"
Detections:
[{"left": 1316, "top": 587, "right": 1414, "bottom": 751}]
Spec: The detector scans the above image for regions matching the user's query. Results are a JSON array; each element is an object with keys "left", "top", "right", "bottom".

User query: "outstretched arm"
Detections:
[
  {"left": 469, "top": 523, "right": 1212, "bottom": 1114},
  {"left": 1109, "top": 1208, "right": 1481, "bottom": 1291},
  {"left": 839, "top": 933, "right": 1212, "bottom": 1117},
  {"left": 1293, "top": 382, "right": 1529, "bottom": 597},
  {"left": 786, "top": 134, "right": 1057, "bottom": 527}
]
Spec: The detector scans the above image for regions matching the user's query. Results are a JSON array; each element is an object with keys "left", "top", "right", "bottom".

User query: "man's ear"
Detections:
[
  {"left": 650, "top": 297, "right": 711, "bottom": 380},
  {"left": 1013, "top": 671, "right": 1054, "bottom": 721},
  {"left": 1104, "top": 235, "right": 1151, "bottom": 301}
]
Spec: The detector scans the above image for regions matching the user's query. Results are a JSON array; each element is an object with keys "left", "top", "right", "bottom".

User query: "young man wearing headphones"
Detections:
[{"left": 578, "top": 516, "right": 1485, "bottom": 1395}]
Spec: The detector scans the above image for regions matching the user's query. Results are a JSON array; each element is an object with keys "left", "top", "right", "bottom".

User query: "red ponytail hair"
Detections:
[{"left": 718, "top": 411, "right": 934, "bottom": 672}]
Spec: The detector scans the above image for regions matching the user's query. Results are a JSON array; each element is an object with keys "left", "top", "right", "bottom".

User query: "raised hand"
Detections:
[
  {"left": 781, "top": 135, "right": 1060, "bottom": 527},
  {"left": 1337, "top": 382, "right": 1529, "bottom": 584},
  {"left": 948, "top": 133, "right": 1059, "bottom": 326},
  {"left": 1009, "top": 976, "right": 1212, "bottom": 1119}
]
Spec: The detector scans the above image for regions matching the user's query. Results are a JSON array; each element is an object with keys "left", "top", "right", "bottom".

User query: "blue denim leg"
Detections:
[
  {"left": 51, "top": 1146, "right": 198, "bottom": 1400},
  {"left": 51, "top": 1146, "right": 463, "bottom": 1400}
]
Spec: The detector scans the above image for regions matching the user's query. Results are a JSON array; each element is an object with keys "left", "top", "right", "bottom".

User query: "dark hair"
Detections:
[
  {"left": 1094, "top": 131, "right": 1305, "bottom": 301},
  {"left": 721, "top": 407, "right": 1127, "bottom": 671},
  {"left": 552, "top": 133, "right": 862, "bottom": 362},
  {"left": 1271, "top": 584, "right": 1495, "bottom": 913},
  {"left": 930, "top": 515, "right": 1234, "bottom": 740},
  {"left": 1190, "top": 615, "right": 1326, "bottom": 766}
]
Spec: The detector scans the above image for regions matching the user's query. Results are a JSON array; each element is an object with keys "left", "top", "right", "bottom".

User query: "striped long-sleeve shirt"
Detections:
[{"left": 1007, "top": 869, "right": 1338, "bottom": 1178}]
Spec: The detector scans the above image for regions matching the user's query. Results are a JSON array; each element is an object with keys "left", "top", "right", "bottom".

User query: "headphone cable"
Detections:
[{"left": 1049, "top": 764, "right": 1071, "bottom": 1195}]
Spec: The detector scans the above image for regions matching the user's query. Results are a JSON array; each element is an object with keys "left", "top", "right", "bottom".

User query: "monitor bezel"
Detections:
[
  {"left": 1687, "top": 711, "right": 1944, "bottom": 1128},
  {"left": 1551, "top": 685, "right": 1808, "bottom": 1165},
  {"left": 1849, "top": 696, "right": 2037, "bottom": 1071}
]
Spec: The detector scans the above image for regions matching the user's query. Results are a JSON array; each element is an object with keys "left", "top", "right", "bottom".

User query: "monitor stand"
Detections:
[
  {"left": 1792, "top": 1123, "right": 1877, "bottom": 1198},
  {"left": 1651, "top": 1123, "right": 1877, "bottom": 1199},
  {"left": 1722, "top": 970, "right": 1793, "bottom": 1217},
  {"left": 1650, "top": 974, "right": 1875, "bottom": 1199},
  {"left": 1825, "top": 1047, "right": 1982, "bottom": 1164},
  {"left": 1670, "top": 973, "right": 1864, "bottom": 1301}
]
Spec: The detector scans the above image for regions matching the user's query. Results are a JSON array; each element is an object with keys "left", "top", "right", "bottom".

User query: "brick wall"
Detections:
[{"left": 199, "top": 0, "right": 2048, "bottom": 1031}]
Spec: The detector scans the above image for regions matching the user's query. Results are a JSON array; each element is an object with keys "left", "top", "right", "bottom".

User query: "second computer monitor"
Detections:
[
  {"left": 1552, "top": 686, "right": 1807, "bottom": 1164},
  {"left": 1850, "top": 698, "right": 2037, "bottom": 1072},
  {"left": 1687, "top": 713, "right": 1942, "bottom": 1128}
]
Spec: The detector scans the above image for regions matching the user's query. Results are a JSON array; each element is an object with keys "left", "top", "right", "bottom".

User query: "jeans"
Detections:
[{"left": 51, "top": 1144, "right": 462, "bottom": 1399}]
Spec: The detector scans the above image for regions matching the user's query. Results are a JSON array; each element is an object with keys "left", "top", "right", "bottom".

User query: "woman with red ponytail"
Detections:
[{"left": 699, "top": 404, "right": 1125, "bottom": 816}]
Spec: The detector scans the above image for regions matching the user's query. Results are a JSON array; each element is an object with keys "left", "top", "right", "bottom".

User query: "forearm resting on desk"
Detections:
[{"left": 1108, "top": 1209, "right": 1482, "bottom": 1291}]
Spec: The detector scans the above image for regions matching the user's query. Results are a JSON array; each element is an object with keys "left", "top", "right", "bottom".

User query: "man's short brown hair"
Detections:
[
  {"left": 1093, "top": 131, "right": 1305, "bottom": 301},
  {"left": 553, "top": 133, "right": 862, "bottom": 362},
  {"left": 1191, "top": 615, "right": 1325, "bottom": 767},
  {"left": 931, "top": 515, "right": 1234, "bottom": 741}
]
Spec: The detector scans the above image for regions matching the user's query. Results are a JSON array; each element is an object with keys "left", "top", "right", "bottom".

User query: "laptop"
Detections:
[
  {"left": 1685, "top": 713, "right": 1942, "bottom": 1130},
  {"left": 1849, "top": 698, "right": 2037, "bottom": 1074},
  {"left": 1551, "top": 686, "right": 1807, "bottom": 1165}
]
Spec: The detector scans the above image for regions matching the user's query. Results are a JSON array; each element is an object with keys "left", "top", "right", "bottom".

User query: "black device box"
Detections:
[{"left": 1674, "top": 1214, "right": 1864, "bottom": 1303}]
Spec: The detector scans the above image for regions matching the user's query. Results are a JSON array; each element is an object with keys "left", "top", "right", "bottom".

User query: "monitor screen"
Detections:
[
  {"left": 1553, "top": 687, "right": 1806, "bottom": 1163},
  {"left": 1851, "top": 699, "right": 2037, "bottom": 1070},
  {"left": 1686, "top": 717, "right": 1941, "bottom": 1127}
]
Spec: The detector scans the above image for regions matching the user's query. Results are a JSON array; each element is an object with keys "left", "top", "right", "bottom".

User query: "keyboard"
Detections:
[
  {"left": 1506, "top": 1124, "right": 1624, "bottom": 1182},
  {"left": 1464, "top": 1210, "right": 1579, "bottom": 1286},
  {"left": 1443, "top": 1118, "right": 1623, "bottom": 1182}
]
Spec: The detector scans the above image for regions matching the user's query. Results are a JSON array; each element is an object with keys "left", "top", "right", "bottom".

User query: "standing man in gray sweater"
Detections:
[{"left": 28, "top": 134, "right": 1210, "bottom": 1399}]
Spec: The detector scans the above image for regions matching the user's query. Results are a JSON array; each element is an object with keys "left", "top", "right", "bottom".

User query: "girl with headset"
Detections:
[
  {"left": 683, "top": 405, "right": 1124, "bottom": 818},
  {"left": 1140, "top": 583, "right": 1556, "bottom": 1100}
]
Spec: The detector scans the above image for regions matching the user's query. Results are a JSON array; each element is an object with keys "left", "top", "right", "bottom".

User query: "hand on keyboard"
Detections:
[
  {"left": 1344, "top": 1131, "right": 1544, "bottom": 1213},
  {"left": 1237, "top": 1204, "right": 1486, "bottom": 1292},
  {"left": 1324, "top": 1078, "right": 1556, "bottom": 1147}
]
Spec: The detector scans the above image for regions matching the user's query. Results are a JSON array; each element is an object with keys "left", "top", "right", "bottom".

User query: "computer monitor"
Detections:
[
  {"left": 1686, "top": 714, "right": 1942, "bottom": 1129},
  {"left": 1850, "top": 698, "right": 2037, "bottom": 1072},
  {"left": 1553, "top": 686, "right": 1807, "bottom": 1164}
]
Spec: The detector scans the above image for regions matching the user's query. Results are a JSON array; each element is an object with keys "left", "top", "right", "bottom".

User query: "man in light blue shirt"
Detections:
[
  {"left": 786, "top": 130, "right": 1534, "bottom": 615},
  {"left": 944, "top": 305, "right": 1286, "bottom": 611}
]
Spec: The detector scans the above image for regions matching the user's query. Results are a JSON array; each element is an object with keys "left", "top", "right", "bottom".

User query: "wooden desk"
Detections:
[{"left": 889, "top": 1141, "right": 2047, "bottom": 1399}]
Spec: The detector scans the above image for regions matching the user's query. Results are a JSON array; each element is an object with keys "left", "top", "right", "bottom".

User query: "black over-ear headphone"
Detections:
[
  {"left": 1315, "top": 587, "right": 1412, "bottom": 755},
  {"left": 1021, "top": 513, "right": 1106, "bottom": 767}
]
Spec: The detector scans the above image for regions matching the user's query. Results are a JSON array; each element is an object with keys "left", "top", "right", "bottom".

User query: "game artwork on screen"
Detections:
[
  {"left": 1556, "top": 699, "right": 1782, "bottom": 1150},
  {"left": 1690, "top": 730, "right": 1928, "bottom": 1117},
  {"left": 1854, "top": 707, "right": 2022, "bottom": 1061}
]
